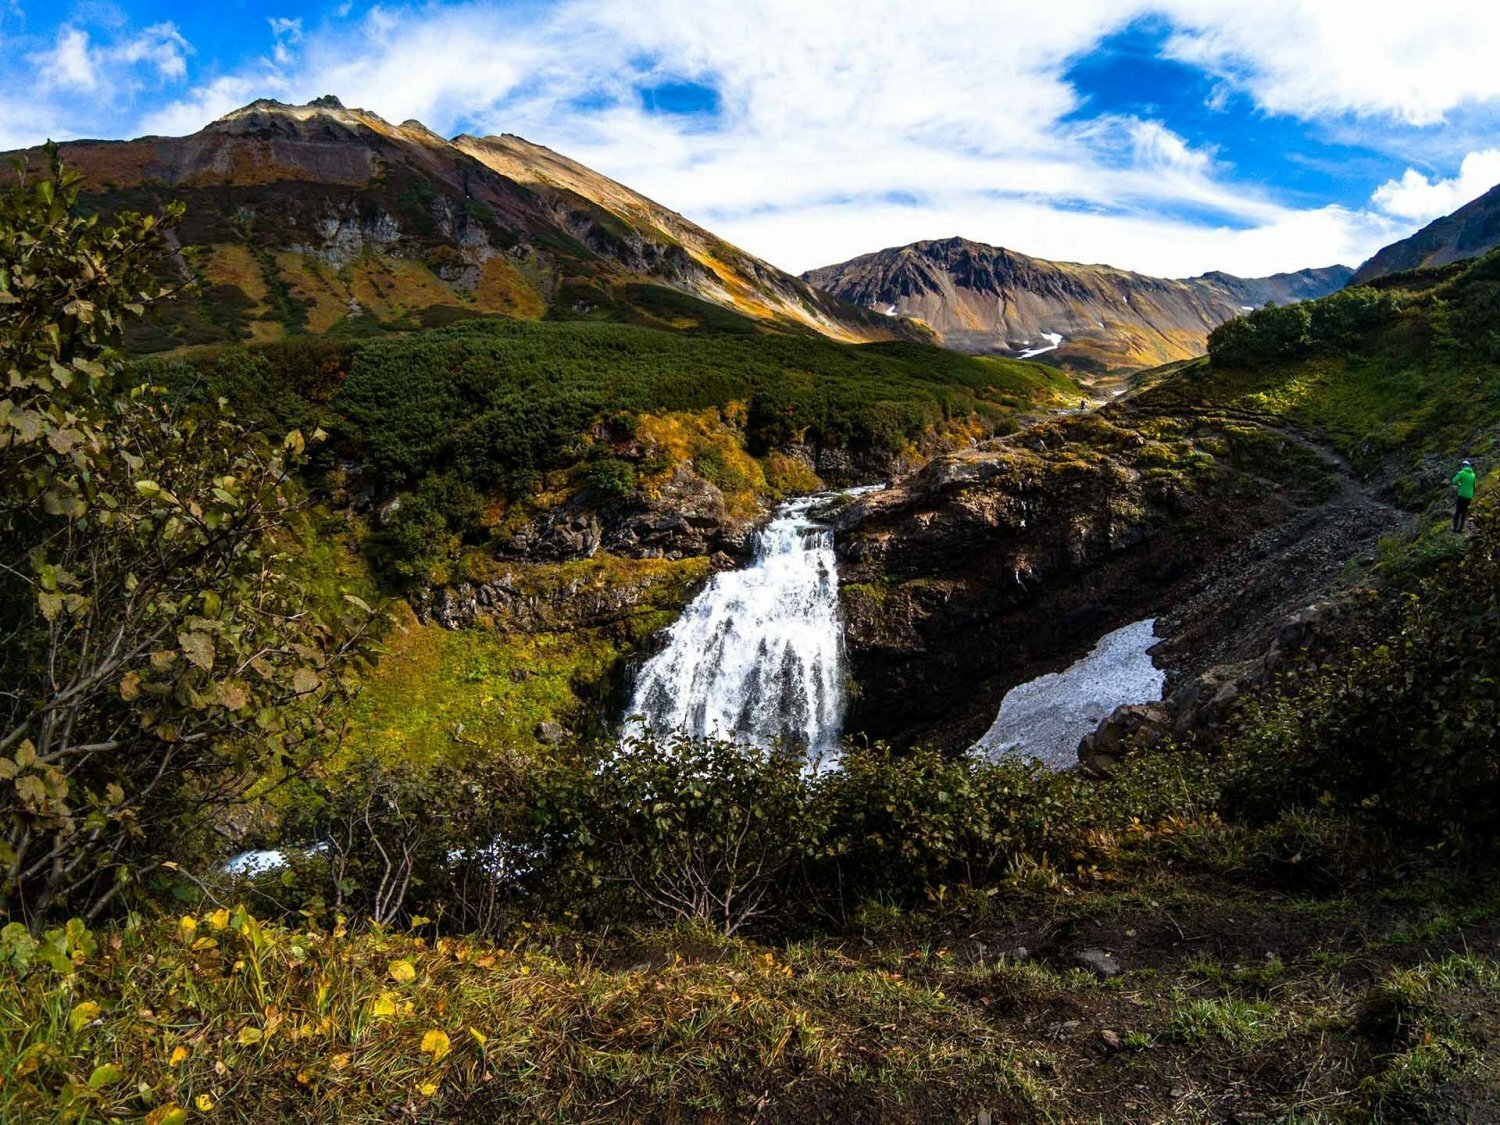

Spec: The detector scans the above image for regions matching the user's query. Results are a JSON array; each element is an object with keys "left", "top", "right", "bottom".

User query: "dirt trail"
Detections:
[{"left": 1118, "top": 402, "right": 1416, "bottom": 680}]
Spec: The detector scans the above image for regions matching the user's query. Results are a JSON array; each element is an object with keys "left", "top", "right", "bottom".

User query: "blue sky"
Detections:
[{"left": 4, "top": 0, "right": 1499, "bottom": 277}]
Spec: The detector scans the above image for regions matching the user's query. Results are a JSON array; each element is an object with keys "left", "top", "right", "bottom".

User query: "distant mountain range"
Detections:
[
  {"left": 12, "top": 93, "right": 1496, "bottom": 371},
  {"left": 803, "top": 238, "right": 1352, "bottom": 371},
  {"left": 1352, "top": 181, "right": 1500, "bottom": 285},
  {"left": 3, "top": 96, "right": 915, "bottom": 351}
]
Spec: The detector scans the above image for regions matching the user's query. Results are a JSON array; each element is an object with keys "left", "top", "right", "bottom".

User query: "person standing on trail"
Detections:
[{"left": 1452, "top": 459, "right": 1477, "bottom": 533}]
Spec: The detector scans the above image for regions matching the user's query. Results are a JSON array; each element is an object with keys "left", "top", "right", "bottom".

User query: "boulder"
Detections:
[
  {"left": 1077, "top": 702, "right": 1173, "bottom": 764},
  {"left": 1073, "top": 948, "right": 1121, "bottom": 978}
]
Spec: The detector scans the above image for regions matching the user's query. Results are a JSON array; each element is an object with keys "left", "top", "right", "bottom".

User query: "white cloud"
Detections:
[
  {"left": 10, "top": 0, "right": 1500, "bottom": 279},
  {"left": 31, "top": 20, "right": 187, "bottom": 95},
  {"left": 269, "top": 17, "right": 303, "bottom": 65},
  {"left": 1371, "top": 149, "right": 1500, "bottom": 222},
  {"left": 110, "top": 23, "right": 189, "bottom": 82},
  {"left": 35, "top": 27, "right": 97, "bottom": 90},
  {"left": 1160, "top": 0, "right": 1500, "bottom": 126}
]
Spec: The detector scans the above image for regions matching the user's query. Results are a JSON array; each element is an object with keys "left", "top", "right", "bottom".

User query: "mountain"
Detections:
[
  {"left": 803, "top": 237, "right": 1352, "bottom": 372},
  {"left": 3, "top": 96, "right": 914, "bottom": 351},
  {"left": 1351, "top": 181, "right": 1500, "bottom": 285}
]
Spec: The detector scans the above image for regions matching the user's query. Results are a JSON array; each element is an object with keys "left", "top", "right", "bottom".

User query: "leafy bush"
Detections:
[
  {"left": 0, "top": 146, "right": 376, "bottom": 926},
  {"left": 585, "top": 455, "right": 637, "bottom": 501},
  {"left": 1208, "top": 288, "right": 1400, "bottom": 366},
  {"left": 139, "top": 319, "right": 1071, "bottom": 577},
  {"left": 275, "top": 735, "right": 1218, "bottom": 937},
  {"left": 1224, "top": 494, "right": 1500, "bottom": 844}
]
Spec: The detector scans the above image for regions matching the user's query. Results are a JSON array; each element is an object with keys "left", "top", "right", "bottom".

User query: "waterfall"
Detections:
[{"left": 622, "top": 489, "right": 872, "bottom": 759}]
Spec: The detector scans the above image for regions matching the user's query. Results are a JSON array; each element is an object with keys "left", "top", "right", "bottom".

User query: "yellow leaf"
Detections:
[
  {"left": 178, "top": 630, "right": 215, "bottom": 672},
  {"left": 237, "top": 1026, "right": 263, "bottom": 1045},
  {"left": 146, "top": 1107, "right": 189, "bottom": 1125},
  {"left": 178, "top": 915, "right": 197, "bottom": 937},
  {"left": 369, "top": 993, "right": 397, "bottom": 1019},
  {"left": 216, "top": 679, "right": 249, "bottom": 712},
  {"left": 467, "top": 1027, "right": 488, "bottom": 1048},
  {"left": 195, "top": 1093, "right": 215, "bottom": 1112},
  {"left": 387, "top": 959, "right": 417, "bottom": 984},
  {"left": 329, "top": 1053, "right": 351, "bottom": 1071},
  {"left": 69, "top": 1001, "right": 101, "bottom": 1032},
  {"left": 169, "top": 1045, "right": 189, "bottom": 1067},
  {"left": 208, "top": 908, "right": 230, "bottom": 931},
  {"left": 418, "top": 1081, "right": 438, "bottom": 1096},
  {"left": 119, "top": 671, "right": 142, "bottom": 702},
  {"left": 420, "top": 1029, "right": 450, "bottom": 1061}
]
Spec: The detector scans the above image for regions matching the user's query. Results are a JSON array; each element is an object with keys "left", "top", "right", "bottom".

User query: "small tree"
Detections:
[{"left": 1, "top": 145, "right": 375, "bottom": 924}]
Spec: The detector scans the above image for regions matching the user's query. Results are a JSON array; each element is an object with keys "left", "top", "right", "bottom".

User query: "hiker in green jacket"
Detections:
[{"left": 1452, "top": 459, "right": 1477, "bottom": 533}]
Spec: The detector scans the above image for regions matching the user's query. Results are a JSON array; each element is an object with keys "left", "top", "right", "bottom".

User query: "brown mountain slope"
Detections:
[
  {"left": 804, "top": 237, "right": 1351, "bottom": 372},
  {"left": 3, "top": 96, "right": 915, "bottom": 351},
  {"left": 1351, "top": 181, "right": 1500, "bottom": 285},
  {"left": 451, "top": 133, "right": 899, "bottom": 341}
]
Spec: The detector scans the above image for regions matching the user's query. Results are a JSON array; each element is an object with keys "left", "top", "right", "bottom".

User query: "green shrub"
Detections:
[
  {"left": 1223, "top": 496, "right": 1500, "bottom": 845},
  {"left": 585, "top": 455, "right": 637, "bottom": 501}
]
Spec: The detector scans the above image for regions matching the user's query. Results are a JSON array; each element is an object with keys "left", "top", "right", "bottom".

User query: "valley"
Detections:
[{"left": 4, "top": 92, "right": 1500, "bottom": 1123}]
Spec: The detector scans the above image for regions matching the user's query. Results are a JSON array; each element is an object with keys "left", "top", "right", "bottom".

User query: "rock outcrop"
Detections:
[
  {"left": 1078, "top": 597, "right": 1362, "bottom": 774},
  {"left": 831, "top": 395, "right": 1399, "bottom": 751}
]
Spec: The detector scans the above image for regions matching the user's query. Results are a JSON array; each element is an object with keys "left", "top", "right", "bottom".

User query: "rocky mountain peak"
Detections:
[{"left": 805, "top": 237, "right": 1352, "bottom": 371}]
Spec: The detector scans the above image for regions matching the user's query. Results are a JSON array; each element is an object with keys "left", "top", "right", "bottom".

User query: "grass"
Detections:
[
  {"left": 7, "top": 838, "right": 1500, "bottom": 1122},
  {"left": 339, "top": 553, "right": 710, "bottom": 765}
]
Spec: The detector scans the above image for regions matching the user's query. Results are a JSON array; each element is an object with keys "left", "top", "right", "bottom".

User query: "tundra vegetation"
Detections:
[{"left": 3, "top": 154, "right": 1500, "bottom": 1122}]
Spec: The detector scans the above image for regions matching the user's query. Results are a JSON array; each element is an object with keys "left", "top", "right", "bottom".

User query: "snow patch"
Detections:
[
  {"left": 1018, "top": 332, "right": 1064, "bottom": 359},
  {"left": 971, "top": 618, "right": 1165, "bottom": 770}
]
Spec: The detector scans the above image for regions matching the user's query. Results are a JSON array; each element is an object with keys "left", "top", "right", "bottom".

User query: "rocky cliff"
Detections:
[
  {"left": 4, "top": 96, "right": 918, "bottom": 351},
  {"left": 830, "top": 393, "right": 1406, "bottom": 751},
  {"left": 803, "top": 237, "right": 1351, "bottom": 372},
  {"left": 1352, "top": 181, "right": 1500, "bottom": 284}
]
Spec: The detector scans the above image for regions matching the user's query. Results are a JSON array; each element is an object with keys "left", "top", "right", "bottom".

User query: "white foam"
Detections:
[{"left": 622, "top": 488, "right": 878, "bottom": 758}]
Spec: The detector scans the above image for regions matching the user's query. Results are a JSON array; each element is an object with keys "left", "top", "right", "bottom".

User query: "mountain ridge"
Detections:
[
  {"left": 2, "top": 95, "right": 919, "bottom": 350},
  {"left": 804, "top": 235, "right": 1352, "bottom": 371},
  {"left": 1351, "top": 180, "right": 1500, "bottom": 284}
]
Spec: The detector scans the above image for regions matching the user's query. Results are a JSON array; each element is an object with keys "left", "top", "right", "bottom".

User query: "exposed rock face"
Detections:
[
  {"left": 492, "top": 466, "right": 750, "bottom": 565},
  {"left": 2, "top": 97, "right": 920, "bottom": 348},
  {"left": 1352, "top": 181, "right": 1500, "bottom": 284},
  {"left": 1078, "top": 596, "right": 1362, "bottom": 774},
  {"left": 803, "top": 237, "right": 1351, "bottom": 372},
  {"left": 412, "top": 553, "right": 720, "bottom": 633},
  {"left": 830, "top": 401, "right": 1395, "bottom": 751}
]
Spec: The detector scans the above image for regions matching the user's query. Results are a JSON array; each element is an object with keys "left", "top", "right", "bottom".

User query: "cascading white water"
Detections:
[{"left": 622, "top": 490, "right": 872, "bottom": 758}]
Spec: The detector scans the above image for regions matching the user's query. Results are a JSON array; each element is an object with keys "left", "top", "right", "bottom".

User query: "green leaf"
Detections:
[
  {"left": 36, "top": 591, "right": 63, "bottom": 623},
  {"left": 70, "top": 1001, "right": 101, "bottom": 1032},
  {"left": 87, "top": 1062, "right": 125, "bottom": 1088}
]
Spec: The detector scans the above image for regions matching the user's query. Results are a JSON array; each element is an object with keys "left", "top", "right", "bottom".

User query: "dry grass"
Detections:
[{"left": 7, "top": 867, "right": 1500, "bottom": 1123}]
